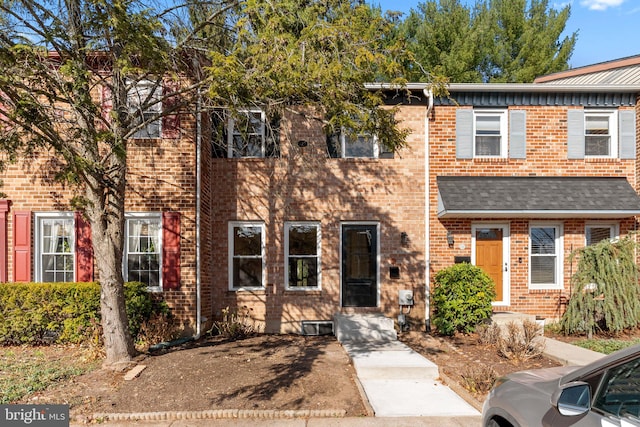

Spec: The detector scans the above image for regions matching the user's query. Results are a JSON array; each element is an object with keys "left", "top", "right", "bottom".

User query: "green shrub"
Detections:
[
  {"left": 0, "top": 281, "right": 170, "bottom": 345},
  {"left": 432, "top": 263, "right": 496, "bottom": 336}
]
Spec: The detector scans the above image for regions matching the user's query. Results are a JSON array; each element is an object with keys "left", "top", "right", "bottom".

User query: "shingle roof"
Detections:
[{"left": 437, "top": 176, "right": 640, "bottom": 218}]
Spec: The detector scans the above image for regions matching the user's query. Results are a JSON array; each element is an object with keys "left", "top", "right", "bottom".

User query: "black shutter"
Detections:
[{"left": 211, "top": 109, "right": 228, "bottom": 158}]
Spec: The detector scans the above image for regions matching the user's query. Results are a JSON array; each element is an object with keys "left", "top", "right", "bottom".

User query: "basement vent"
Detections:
[{"left": 301, "top": 321, "right": 334, "bottom": 336}]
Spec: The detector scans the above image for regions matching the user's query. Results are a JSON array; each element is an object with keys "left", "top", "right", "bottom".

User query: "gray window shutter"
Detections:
[
  {"left": 456, "top": 109, "right": 473, "bottom": 159},
  {"left": 567, "top": 109, "right": 585, "bottom": 159},
  {"left": 509, "top": 110, "right": 526, "bottom": 159},
  {"left": 619, "top": 110, "right": 636, "bottom": 159}
]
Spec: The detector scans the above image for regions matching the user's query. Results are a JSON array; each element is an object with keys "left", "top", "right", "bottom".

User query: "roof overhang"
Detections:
[
  {"left": 437, "top": 176, "right": 640, "bottom": 219},
  {"left": 364, "top": 82, "right": 640, "bottom": 93}
]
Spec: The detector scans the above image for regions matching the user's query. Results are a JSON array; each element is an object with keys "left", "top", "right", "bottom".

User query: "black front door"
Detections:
[{"left": 342, "top": 224, "right": 378, "bottom": 307}]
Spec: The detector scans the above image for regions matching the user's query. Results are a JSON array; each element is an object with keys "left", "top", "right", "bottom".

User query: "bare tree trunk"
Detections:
[{"left": 84, "top": 158, "right": 136, "bottom": 370}]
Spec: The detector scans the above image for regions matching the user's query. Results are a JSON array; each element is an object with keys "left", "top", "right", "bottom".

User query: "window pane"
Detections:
[
  {"left": 531, "top": 227, "right": 556, "bottom": 255},
  {"left": 129, "top": 82, "right": 161, "bottom": 139},
  {"left": 233, "top": 227, "right": 262, "bottom": 256},
  {"left": 585, "top": 135, "right": 610, "bottom": 156},
  {"left": 289, "top": 226, "right": 317, "bottom": 256},
  {"left": 232, "top": 111, "right": 264, "bottom": 157},
  {"left": 288, "top": 258, "right": 318, "bottom": 288},
  {"left": 585, "top": 115, "right": 609, "bottom": 134},
  {"left": 476, "top": 115, "right": 500, "bottom": 132},
  {"left": 587, "top": 227, "right": 612, "bottom": 246},
  {"left": 233, "top": 258, "right": 262, "bottom": 288},
  {"left": 531, "top": 256, "right": 556, "bottom": 284},
  {"left": 40, "top": 218, "right": 74, "bottom": 282},
  {"left": 476, "top": 136, "right": 501, "bottom": 156},
  {"left": 345, "top": 134, "right": 375, "bottom": 158},
  {"left": 593, "top": 358, "right": 640, "bottom": 417}
]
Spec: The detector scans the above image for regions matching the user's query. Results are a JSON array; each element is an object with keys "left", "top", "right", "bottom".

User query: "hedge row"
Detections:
[{"left": 0, "top": 282, "right": 169, "bottom": 345}]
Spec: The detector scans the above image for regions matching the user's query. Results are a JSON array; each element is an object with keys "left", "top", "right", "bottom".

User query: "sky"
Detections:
[{"left": 370, "top": 0, "right": 639, "bottom": 69}]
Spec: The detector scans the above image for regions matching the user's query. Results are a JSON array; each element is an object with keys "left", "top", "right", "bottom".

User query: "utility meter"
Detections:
[{"left": 398, "top": 289, "right": 414, "bottom": 306}]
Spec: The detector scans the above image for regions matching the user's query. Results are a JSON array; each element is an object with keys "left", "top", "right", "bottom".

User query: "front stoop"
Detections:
[
  {"left": 334, "top": 313, "right": 397, "bottom": 343},
  {"left": 490, "top": 311, "right": 537, "bottom": 326}
]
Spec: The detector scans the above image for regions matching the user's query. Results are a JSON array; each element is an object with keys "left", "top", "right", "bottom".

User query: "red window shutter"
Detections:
[
  {"left": 13, "top": 211, "right": 31, "bottom": 282},
  {"left": 162, "top": 211, "right": 180, "bottom": 290},
  {"left": 162, "top": 81, "right": 180, "bottom": 139},
  {"left": 75, "top": 212, "right": 94, "bottom": 282}
]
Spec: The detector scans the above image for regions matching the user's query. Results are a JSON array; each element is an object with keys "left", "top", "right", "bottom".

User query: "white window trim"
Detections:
[
  {"left": 585, "top": 222, "right": 619, "bottom": 246},
  {"left": 227, "top": 109, "right": 267, "bottom": 158},
  {"left": 228, "top": 221, "right": 266, "bottom": 290},
  {"left": 284, "top": 222, "right": 321, "bottom": 291},
  {"left": 340, "top": 131, "right": 380, "bottom": 158},
  {"left": 529, "top": 223, "right": 563, "bottom": 290},
  {"left": 584, "top": 109, "right": 618, "bottom": 159},
  {"left": 124, "top": 212, "right": 163, "bottom": 292},
  {"left": 471, "top": 223, "right": 510, "bottom": 306},
  {"left": 128, "top": 79, "right": 162, "bottom": 139},
  {"left": 34, "top": 212, "right": 75, "bottom": 283},
  {"left": 473, "top": 109, "right": 508, "bottom": 158}
]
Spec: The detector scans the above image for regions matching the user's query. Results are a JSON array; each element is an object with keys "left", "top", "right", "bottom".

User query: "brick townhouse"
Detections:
[{"left": 2, "top": 55, "right": 640, "bottom": 335}]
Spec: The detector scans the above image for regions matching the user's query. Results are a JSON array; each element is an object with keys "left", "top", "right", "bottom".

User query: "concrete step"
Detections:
[
  {"left": 334, "top": 313, "right": 397, "bottom": 343},
  {"left": 490, "top": 311, "right": 537, "bottom": 326}
]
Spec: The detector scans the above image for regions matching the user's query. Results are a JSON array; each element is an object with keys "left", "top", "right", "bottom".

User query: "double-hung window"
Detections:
[
  {"left": 229, "top": 222, "right": 265, "bottom": 289},
  {"left": 586, "top": 223, "right": 618, "bottom": 246},
  {"left": 124, "top": 214, "right": 162, "bottom": 290},
  {"left": 35, "top": 213, "right": 75, "bottom": 282},
  {"left": 585, "top": 110, "right": 617, "bottom": 157},
  {"left": 474, "top": 110, "right": 507, "bottom": 157},
  {"left": 228, "top": 109, "right": 267, "bottom": 158},
  {"left": 529, "top": 224, "right": 563, "bottom": 289},
  {"left": 128, "top": 80, "right": 161, "bottom": 139},
  {"left": 285, "top": 223, "right": 320, "bottom": 290}
]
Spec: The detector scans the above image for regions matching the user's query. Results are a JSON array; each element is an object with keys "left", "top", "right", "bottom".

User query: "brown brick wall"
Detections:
[
  {"left": 0, "top": 113, "right": 201, "bottom": 333},
  {"left": 429, "top": 104, "right": 639, "bottom": 321},
  {"left": 208, "top": 105, "right": 429, "bottom": 333}
]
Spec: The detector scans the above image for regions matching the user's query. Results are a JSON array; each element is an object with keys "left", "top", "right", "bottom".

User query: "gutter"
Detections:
[
  {"left": 423, "top": 88, "right": 433, "bottom": 332},
  {"left": 365, "top": 82, "right": 640, "bottom": 93},
  {"left": 193, "top": 89, "right": 203, "bottom": 340}
]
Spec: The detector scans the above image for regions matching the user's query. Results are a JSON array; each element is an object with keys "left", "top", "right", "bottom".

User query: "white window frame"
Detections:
[
  {"left": 124, "top": 212, "right": 163, "bottom": 291},
  {"left": 473, "top": 109, "right": 508, "bottom": 158},
  {"left": 227, "top": 109, "right": 267, "bottom": 158},
  {"left": 529, "top": 223, "right": 563, "bottom": 290},
  {"left": 584, "top": 109, "right": 618, "bottom": 158},
  {"left": 229, "top": 221, "right": 265, "bottom": 290},
  {"left": 585, "top": 222, "right": 619, "bottom": 246},
  {"left": 128, "top": 79, "right": 162, "bottom": 139},
  {"left": 284, "top": 222, "right": 321, "bottom": 291},
  {"left": 341, "top": 131, "right": 379, "bottom": 158},
  {"left": 34, "top": 212, "right": 75, "bottom": 283}
]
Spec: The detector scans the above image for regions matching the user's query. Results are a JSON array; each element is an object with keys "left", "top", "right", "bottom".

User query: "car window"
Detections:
[{"left": 593, "top": 358, "right": 640, "bottom": 418}]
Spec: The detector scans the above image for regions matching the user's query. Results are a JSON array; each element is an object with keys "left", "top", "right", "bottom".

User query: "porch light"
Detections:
[{"left": 447, "top": 231, "right": 454, "bottom": 247}]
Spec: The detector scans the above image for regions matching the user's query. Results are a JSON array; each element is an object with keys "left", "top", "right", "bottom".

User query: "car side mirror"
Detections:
[{"left": 551, "top": 382, "right": 591, "bottom": 417}]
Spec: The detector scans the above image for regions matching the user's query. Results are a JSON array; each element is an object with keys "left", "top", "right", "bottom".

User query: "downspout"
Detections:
[
  {"left": 194, "top": 89, "right": 203, "bottom": 339},
  {"left": 423, "top": 88, "right": 433, "bottom": 332}
]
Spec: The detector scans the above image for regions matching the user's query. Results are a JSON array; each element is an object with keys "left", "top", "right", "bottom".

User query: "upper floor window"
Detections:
[
  {"left": 229, "top": 222, "right": 265, "bottom": 289},
  {"left": 35, "top": 213, "right": 75, "bottom": 282},
  {"left": 285, "top": 222, "right": 321, "bottom": 290},
  {"left": 474, "top": 110, "right": 507, "bottom": 157},
  {"left": 327, "top": 130, "right": 393, "bottom": 159},
  {"left": 585, "top": 111, "right": 617, "bottom": 157},
  {"left": 128, "top": 80, "right": 161, "bottom": 139},
  {"left": 211, "top": 109, "right": 280, "bottom": 158},
  {"left": 124, "top": 213, "right": 162, "bottom": 290},
  {"left": 568, "top": 109, "right": 635, "bottom": 160},
  {"left": 456, "top": 109, "right": 526, "bottom": 159}
]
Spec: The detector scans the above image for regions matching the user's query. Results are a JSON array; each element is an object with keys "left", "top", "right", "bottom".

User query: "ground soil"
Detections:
[{"left": 20, "top": 331, "right": 565, "bottom": 423}]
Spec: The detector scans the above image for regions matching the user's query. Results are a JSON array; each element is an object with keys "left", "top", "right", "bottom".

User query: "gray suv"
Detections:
[{"left": 482, "top": 343, "right": 640, "bottom": 426}]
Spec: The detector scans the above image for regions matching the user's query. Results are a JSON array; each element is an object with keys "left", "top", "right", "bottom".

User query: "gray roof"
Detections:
[
  {"left": 535, "top": 55, "right": 640, "bottom": 85},
  {"left": 437, "top": 176, "right": 640, "bottom": 218}
]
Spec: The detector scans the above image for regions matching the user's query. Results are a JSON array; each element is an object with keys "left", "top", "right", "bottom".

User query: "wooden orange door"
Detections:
[{"left": 476, "top": 229, "right": 503, "bottom": 302}]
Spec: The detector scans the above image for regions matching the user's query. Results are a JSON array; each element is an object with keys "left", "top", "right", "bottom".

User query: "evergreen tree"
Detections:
[{"left": 561, "top": 237, "right": 640, "bottom": 338}]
